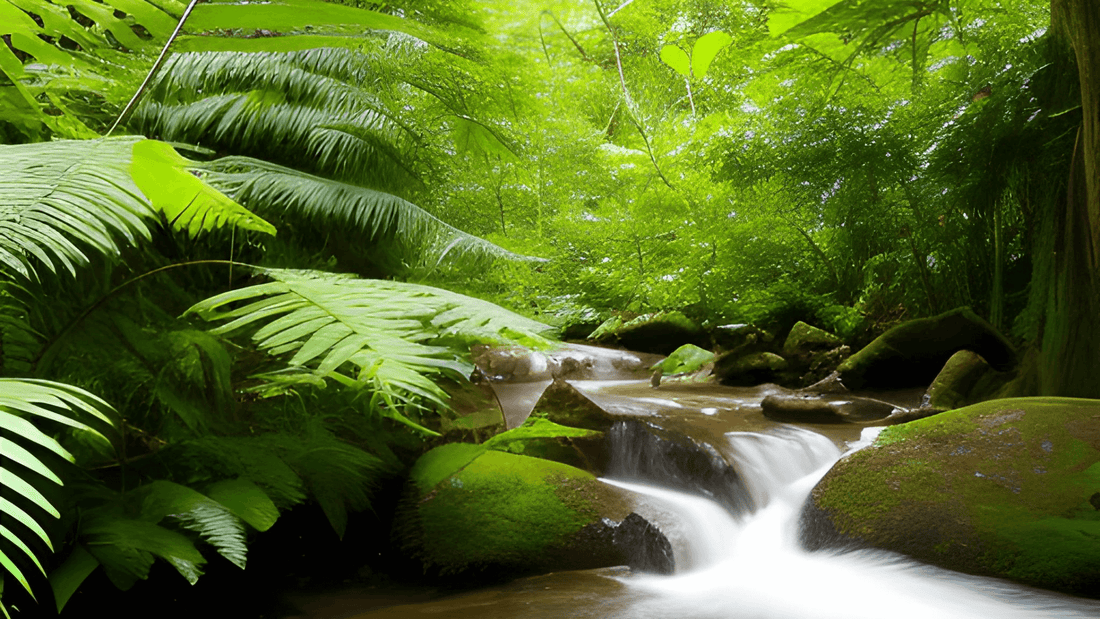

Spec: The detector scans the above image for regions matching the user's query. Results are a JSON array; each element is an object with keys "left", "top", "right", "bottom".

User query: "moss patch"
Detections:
[
  {"left": 412, "top": 450, "right": 626, "bottom": 573},
  {"left": 410, "top": 443, "right": 486, "bottom": 495},
  {"left": 810, "top": 397, "right": 1100, "bottom": 595}
]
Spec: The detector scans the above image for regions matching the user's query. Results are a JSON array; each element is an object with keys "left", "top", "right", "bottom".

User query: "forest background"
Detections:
[{"left": 0, "top": 0, "right": 1096, "bottom": 616}]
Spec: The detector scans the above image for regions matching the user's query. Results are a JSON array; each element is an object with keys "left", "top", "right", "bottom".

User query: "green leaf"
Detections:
[
  {"left": 203, "top": 479, "right": 280, "bottom": 532},
  {"left": 133, "top": 481, "right": 248, "bottom": 569},
  {"left": 49, "top": 545, "right": 100, "bottom": 613},
  {"left": 84, "top": 519, "right": 205, "bottom": 586},
  {"left": 130, "top": 140, "right": 277, "bottom": 238},
  {"left": 0, "top": 138, "right": 156, "bottom": 280},
  {"left": 768, "top": 0, "right": 839, "bottom": 36},
  {"left": 659, "top": 44, "right": 691, "bottom": 77},
  {"left": 691, "top": 31, "right": 732, "bottom": 79}
]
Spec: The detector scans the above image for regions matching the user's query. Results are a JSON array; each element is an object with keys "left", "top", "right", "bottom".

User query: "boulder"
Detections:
[
  {"left": 801, "top": 397, "right": 1100, "bottom": 597},
  {"left": 713, "top": 351, "right": 789, "bottom": 386},
  {"left": 761, "top": 394, "right": 898, "bottom": 424},
  {"left": 531, "top": 379, "right": 621, "bottom": 432},
  {"left": 589, "top": 311, "right": 708, "bottom": 356},
  {"left": 836, "top": 307, "right": 1015, "bottom": 390},
  {"left": 399, "top": 444, "right": 674, "bottom": 579},
  {"left": 782, "top": 322, "right": 842, "bottom": 356},
  {"left": 710, "top": 323, "right": 774, "bottom": 353},
  {"left": 925, "top": 350, "right": 1015, "bottom": 410},
  {"left": 651, "top": 343, "right": 715, "bottom": 376},
  {"left": 483, "top": 417, "right": 605, "bottom": 473}
]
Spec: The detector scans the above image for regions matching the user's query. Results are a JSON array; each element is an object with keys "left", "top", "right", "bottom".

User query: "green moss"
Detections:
[
  {"left": 814, "top": 397, "right": 1100, "bottom": 593},
  {"left": 652, "top": 343, "right": 715, "bottom": 375},
  {"left": 410, "top": 443, "right": 486, "bottom": 495},
  {"left": 414, "top": 451, "right": 604, "bottom": 572},
  {"left": 782, "top": 321, "right": 841, "bottom": 355},
  {"left": 482, "top": 418, "right": 602, "bottom": 469}
]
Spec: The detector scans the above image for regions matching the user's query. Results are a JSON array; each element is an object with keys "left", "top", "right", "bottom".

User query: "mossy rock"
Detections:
[
  {"left": 710, "top": 323, "right": 774, "bottom": 353},
  {"left": 589, "top": 311, "right": 708, "bottom": 355},
  {"left": 802, "top": 397, "right": 1100, "bottom": 596},
  {"left": 483, "top": 418, "right": 605, "bottom": 473},
  {"left": 401, "top": 446, "right": 672, "bottom": 579},
  {"left": 782, "top": 321, "right": 842, "bottom": 356},
  {"left": 652, "top": 343, "right": 715, "bottom": 376},
  {"left": 713, "top": 351, "right": 788, "bottom": 386},
  {"left": 836, "top": 307, "right": 1015, "bottom": 390},
  {"left": 925, "top": 350, "right": 1015, "bottom": 411}
]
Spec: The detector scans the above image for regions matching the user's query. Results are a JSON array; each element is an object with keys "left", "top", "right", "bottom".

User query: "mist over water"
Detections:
[{"left": 603, "top": 426, "right": 1100, "bottom": 619}]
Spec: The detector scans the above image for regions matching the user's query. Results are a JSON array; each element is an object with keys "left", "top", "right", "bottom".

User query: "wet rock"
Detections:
[
  {"left": 836, "top": 307, "right": 1015, "bottom": 390},
  {"left": 710, "top": 323, "right": 773, "bottom": 353},
  {"left": 532, "top": 379, "right": 621, "bottom": 432},
  {"left": 925, "top": 350, "right": 1014, "bottom": 410},
  {"left": 398, "top": 445, "right": 673, "bottom": 580},
  {"left": 761, "top": 393, "right": 898, "bottom": 424},
  {"left": 782, "top": 322, "right": 842, "bottom": 356},
  {"left": 802, "top": 397, "right": 1100, "bottom": 597},
  {"left": 802, "top": 371, "right": 849, "bottom": 394},
  {"left": 713, "top": 351, "right": 789, "bottom": 386},
  {"left": 589, "top": 311, "right": 708, "bottom": 356},
  {"left": 608, "top": 420, "right": 753, "bottom": 514},
  {"left": 474, "top": 343, "right": 663, "bottom": 384}
]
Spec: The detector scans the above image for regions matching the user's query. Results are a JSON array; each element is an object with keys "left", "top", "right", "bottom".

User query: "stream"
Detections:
[{"left": 294, "top": 378, "right": 1100, "bottom": 619}]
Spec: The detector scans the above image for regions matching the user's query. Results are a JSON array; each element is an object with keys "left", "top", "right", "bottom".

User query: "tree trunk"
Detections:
[{"left": 1039, "top": 0, "right": 1100, "bottom": 396}]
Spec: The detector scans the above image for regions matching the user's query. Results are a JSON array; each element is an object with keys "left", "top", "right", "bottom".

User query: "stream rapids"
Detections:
[{"left": 333, "top": 379, "right": 1100, "bottom": 619}]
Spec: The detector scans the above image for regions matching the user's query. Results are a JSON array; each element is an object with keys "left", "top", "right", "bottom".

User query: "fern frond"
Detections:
[
  {"left": 0, "top": 138, "right": 270, "bottom": 281},
  {"left": 187, "top": 268, "right": 554, "bottom": 427},
  {"left": 165, "top": 436, "right": 308, "bottom": 510},
  {"left": 132, "top": 481, "right": 247, "bottom": 569},
  {"left": 0, "top": 379, "right": 116, "bottom": 598},
  {"left": 82, "top": 518, "right": 204, "bottom": 589},
  {"left": 0, "top": 138, "right": 152, "bottom": 279},
  {"left": 200, "top": 157, "right": 546, "bottom": 265}
]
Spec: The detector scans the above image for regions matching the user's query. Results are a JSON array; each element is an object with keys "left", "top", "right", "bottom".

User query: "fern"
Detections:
[
  {"left": 199, "top": 157, "right": 544, "bottom": 267},
  {"left": 187, "top": 267, "right": 554, "bottom": 430},
  {"left": 0, "top": 138, "right": 273, "bottom": 281},
  {"left": 0, "top": 379, "right": 116, "bottom": 599}
]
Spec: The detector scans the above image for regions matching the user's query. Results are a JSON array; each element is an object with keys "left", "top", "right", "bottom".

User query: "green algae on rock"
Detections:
[
  {"left": 401, "top": 446, "right": 672, "bottom": 579},
  {"left": 802, "top": 397, "right": 1100, "bottom": 597},
  {"left": 588, "top": 311, "right": 708, "bottom": 355},
  {"left": 925, "top": 350, "right": 1015, "bottom": 411}
]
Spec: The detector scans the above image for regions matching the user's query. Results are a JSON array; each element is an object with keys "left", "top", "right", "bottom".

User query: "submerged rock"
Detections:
[
  {"left": 836, "top": 307, "right": 1015, "bottom": 390},
  {"left": 761, "top": 393, "right": 898, "bottom": 424},
  {"left": 589, "top": 311, "right": 708, "bottom": 355},
  {"left": 802, "top": 397, "right": 1100, "bottom": 597},
  {"left": 399, "top": 444, "right": 674, "bottom": 580},
  {"left": 531, "top": 379, "right": 622, "bottom": 432}
]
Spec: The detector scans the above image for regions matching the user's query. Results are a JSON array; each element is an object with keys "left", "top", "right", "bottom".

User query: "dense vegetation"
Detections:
[{"left": 0, "top": 0, "right": 1096, "bottom": 615}]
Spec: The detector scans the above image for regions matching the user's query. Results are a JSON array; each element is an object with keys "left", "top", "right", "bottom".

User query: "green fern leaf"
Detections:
[
  {"left": 187, "top": 268, "right": 554, "bottom": 429},
  {"left": 200, "top": 157, "right": 545, "bottom": 265},
  {"left": 132, "top": 481, "right": 248, "bottom": 569},
  {"left": 203, "top": 478, "right": 279, "bottom": 532},
  {"left": 83, "top": 519, "right": 205, "bottom": 588},
  {"left": 0, "top": 379, "right": 117, "bottom": 598},
  {"left": 130, "top": 140, "right": 277, "bottom": 238}
]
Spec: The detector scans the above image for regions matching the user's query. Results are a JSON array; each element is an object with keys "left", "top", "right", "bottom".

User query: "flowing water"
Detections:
[{"left": 327, "top": 380, "right": 1100, "bottom": 619}]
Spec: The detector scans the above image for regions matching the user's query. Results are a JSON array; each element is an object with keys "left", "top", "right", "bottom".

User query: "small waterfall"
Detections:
[{"left": 600, "top": 425, "right": 1100, "bottom": 619}]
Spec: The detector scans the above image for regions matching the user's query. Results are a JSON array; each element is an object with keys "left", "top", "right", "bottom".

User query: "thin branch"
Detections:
[{"left": 107, "top": 0, "right": 202, "bottom": 136}]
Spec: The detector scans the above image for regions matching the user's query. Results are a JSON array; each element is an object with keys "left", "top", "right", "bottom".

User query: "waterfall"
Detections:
[{"left": 601, "top": 425, "right": 1100, "bottom": 619}]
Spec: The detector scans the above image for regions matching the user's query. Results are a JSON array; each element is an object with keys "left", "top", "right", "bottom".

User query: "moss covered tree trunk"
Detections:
[{"left": 1039, "top": 0, "right": 1100, "bottom": 396}]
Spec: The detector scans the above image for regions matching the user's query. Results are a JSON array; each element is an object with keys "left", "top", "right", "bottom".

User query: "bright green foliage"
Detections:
[
  {"left": 187, "top": 268, "right": 554, "bottom": 431},
  {"left": 130, "top": 141, "right": 277, "bottom": 238},
  {"left": 0, "top": 379, "right": 116, "bottom": 598},
  {"left": 652, "top": 343, "right": 715, "bottom": 375}
]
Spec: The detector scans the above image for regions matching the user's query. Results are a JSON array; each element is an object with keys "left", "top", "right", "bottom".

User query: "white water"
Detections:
[{"left": 602, "top": 427, "right": 1100, "bottom": 619}]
